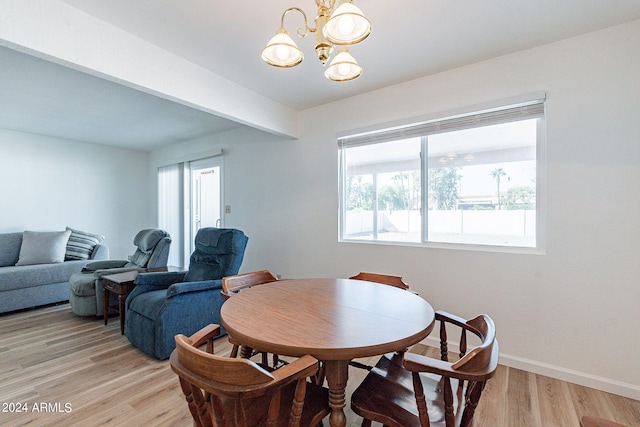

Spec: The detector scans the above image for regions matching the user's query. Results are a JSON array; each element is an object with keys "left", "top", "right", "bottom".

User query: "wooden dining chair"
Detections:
[
  {"left": 170, "top": 323, "right": 330, "bottom": 427},
  {"left": 349, "top": 271, "right": 411, "bottom": 290},
  {"left": 350, "top": 311, "right": 499, "bottom": 427},
  {"left": 340, "top": 272, "right": 413, "bottom": 375},
  {"left": 222, "top": 270, "right": 281, "bottom": 368},
  {"left": 221, "top": 269, "right": 278, "bottom": 299}
]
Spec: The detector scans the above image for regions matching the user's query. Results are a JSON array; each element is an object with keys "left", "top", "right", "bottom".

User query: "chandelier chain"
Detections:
[{"left": 315, "top": 0, "right": 337, "bottom": 11}]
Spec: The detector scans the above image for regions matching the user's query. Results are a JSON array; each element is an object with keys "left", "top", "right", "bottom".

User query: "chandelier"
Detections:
[{"left": 261, "top": 0, "right": 371, "bottom": 82}]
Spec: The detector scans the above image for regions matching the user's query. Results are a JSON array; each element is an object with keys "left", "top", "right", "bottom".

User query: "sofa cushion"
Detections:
[
  {"left": 0, "top": 232, "right": 23, "bottom": 267},
  {"left": 65, "top": 227, "right": 105, "bottom": 261},
  {"left": 16, "top": 230, "right": 72, "bottom": 266},
  {"left": 0, "top": 260, "right": 89, "bottom": 292}
]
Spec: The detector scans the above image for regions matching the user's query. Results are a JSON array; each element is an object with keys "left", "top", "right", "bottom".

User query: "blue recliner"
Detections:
[{"left": 124, "top": 228, "right": 248, "bottom": 360}]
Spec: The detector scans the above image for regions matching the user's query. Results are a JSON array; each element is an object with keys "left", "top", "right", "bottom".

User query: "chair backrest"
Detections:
[
  {"left": 450, "top": 314, "right": 497, "bottom": 373},
  {"left": 221, "top": 270, "right": 278, "bottom": 299},
  {"left": 174, "top": 333, "right": 275, "bottom": 387},
  {"left": 126, "top": 229, "right": 171, "bottom": 269},
  {"left": 170, "top": 325, "right": 323, "bottom": 427},
  {"left": 349, "top": 271, "right": 410, "bottom": 290},
  {"left": 404, "top": 311, "right": 499, "bottom": 427},
  {"left": 182, "top": 228, "right": 249, "bottom": 282}
]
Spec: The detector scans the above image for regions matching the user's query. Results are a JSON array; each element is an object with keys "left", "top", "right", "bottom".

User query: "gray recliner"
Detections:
[{"left": 68, "top": 229, "right": 171, "bottom": 317}]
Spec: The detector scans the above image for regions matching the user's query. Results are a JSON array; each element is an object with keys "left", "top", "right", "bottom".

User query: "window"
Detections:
[{"left": 338, "top": 95, "right": 545, "bottom": 251}]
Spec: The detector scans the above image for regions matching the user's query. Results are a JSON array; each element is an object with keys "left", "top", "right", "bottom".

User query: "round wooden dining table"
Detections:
[{"left": 220, "top": 277, "right": 436, "bottom": 427}]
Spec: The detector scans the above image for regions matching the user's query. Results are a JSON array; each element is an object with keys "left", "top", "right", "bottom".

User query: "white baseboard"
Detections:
[{"left": 422, "top": 337, "right": 640, "bottom": 401}]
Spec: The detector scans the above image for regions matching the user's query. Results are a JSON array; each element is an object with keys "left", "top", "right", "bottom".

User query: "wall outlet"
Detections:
[{"left": 225, "top": 205, "right": 231, "bottom": 214}]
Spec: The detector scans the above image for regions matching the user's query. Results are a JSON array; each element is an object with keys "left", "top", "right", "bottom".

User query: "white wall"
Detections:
[
  {"left": 0, "top": 129, "right": 152, "bottom": 258},
  {"left": 155, "top": 20, "right": 640, "bottom": 398}
]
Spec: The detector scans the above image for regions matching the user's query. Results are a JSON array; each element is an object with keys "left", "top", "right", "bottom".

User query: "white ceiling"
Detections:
[
  {"left": 0, "top": 45, "right": 242, "bottom": 151},
  {"left": 2, "top": 0, "right": 640, "bottom": 151}
]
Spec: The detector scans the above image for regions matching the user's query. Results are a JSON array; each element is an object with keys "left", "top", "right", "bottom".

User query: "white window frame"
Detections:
[{"left": 338, "top": 93, "right": 547, "bottom": 254}]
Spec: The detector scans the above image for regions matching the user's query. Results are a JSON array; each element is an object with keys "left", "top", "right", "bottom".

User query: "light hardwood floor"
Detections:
[{"left": 0, "top": 304, "right": 638, "bottom": 427}]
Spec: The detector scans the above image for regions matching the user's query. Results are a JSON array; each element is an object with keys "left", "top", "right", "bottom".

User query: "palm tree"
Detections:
[{"left": 490, "top": 168, "right": 508, "bottom": 210}]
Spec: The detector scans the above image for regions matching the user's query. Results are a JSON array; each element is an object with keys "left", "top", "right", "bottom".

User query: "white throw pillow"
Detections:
[{"left": 16, "top": 230, "right": 72, "bottom": 266}]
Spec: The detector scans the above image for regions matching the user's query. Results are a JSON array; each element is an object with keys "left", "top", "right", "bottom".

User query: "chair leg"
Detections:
[
  {"left": 314, "top": 361, "right": 326, "bottom": 386},
  {"left": 230, "top": 343, "right": 239, "bottom": 358}
]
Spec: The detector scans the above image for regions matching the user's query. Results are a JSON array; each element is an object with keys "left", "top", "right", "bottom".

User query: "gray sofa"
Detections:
[{"left": 0, "top": 230, "right": 109, "bottom": 314}]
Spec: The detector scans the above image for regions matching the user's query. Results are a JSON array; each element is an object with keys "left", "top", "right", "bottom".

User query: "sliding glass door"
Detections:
[{"left": 158, "top": 155, "right": 223, "bottom": 267}]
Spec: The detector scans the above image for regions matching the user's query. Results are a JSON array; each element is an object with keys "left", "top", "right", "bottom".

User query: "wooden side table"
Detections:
[{"left": 102, "top": 270, "right": 139, "bottom": 335}]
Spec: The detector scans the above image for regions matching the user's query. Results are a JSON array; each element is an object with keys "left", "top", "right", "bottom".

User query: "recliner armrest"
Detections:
[
  {"left": 94, "top": 266, "right": 143, "bottom": 278},
  {"left": 90, "top": 244, "right": 109, "bottom": 260},
  {"left": 134, "top": 271, "right": 188, "bottom": 287},
  {"left": 126, "top": 272, "right": 188, "bottom": 307},
  {"left": 167, "top": 279, "right": 223, "bottom": 298},
  {"left": 82, "top": 259, "right": 128, "bottom": 272}
]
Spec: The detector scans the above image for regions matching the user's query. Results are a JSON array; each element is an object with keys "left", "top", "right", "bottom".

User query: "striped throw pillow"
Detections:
[{"left": 65, "top": 227, "right": 105, "bottom": 261}]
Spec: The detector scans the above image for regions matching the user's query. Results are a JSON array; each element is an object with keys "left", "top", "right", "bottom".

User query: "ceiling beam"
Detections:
[{"left": 0, "top": 0, "right": 299, "bottom": 139}]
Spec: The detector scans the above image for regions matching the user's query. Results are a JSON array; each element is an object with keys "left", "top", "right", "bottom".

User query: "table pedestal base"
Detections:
[{"left": 324, "top": 360, "right": 349, "bottom": 427}]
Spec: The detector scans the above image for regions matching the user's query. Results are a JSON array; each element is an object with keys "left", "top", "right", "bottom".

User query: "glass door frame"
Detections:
[{"left": 188, "top": 156, "right": 224, "bottom": 256}]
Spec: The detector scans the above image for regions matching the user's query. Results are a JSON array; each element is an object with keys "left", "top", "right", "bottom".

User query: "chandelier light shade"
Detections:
[
  {"left": 325, "top": 48, "right": 362, "bottom": 81},
  {"left": 261, "top": 29, "right": 304, "bottom": 68},
  {"left": 323, "top": 1, "right": 371, "bottom": 45},
  {"left": 261, "top": 0, "right": 370, "bottom": 82}
]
